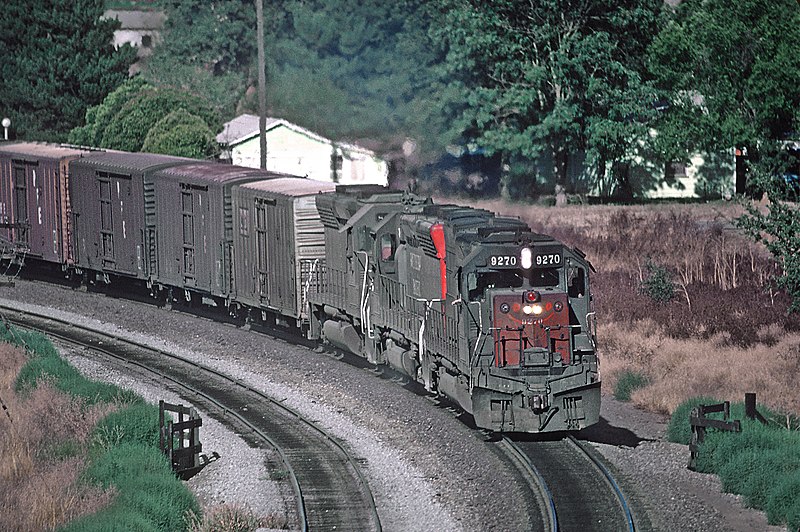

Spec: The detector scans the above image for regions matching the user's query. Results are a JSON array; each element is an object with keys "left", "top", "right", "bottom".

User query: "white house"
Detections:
[
  {"left": 103, "top": 9, "right": 166, "bottom": 74},
  {"left": 216, "top": 114, "right": 389, "bottom": 186}
]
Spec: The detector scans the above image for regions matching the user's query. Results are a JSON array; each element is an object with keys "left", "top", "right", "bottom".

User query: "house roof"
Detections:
[{"left": 216, "top": 114, "right": 377, "bottom": 157}]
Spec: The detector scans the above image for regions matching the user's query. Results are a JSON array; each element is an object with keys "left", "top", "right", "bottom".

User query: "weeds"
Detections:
[
  {"left": 613, "top": 371, "right": 650, "bottom": 401},
  {"left": 185, "top": 503, "right": 290, "bottom": 531}
]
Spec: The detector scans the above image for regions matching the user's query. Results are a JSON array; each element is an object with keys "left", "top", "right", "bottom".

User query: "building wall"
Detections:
[{"left": 231, "top": 125, "right": 388, "bottom": 186}]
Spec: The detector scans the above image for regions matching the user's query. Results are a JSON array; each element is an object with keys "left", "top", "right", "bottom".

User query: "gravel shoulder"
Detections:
[{"left": 0, "top": 279, "right": 788, "bottom": 531}]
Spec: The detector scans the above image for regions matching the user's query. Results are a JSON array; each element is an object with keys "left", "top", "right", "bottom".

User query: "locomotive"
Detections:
[{"left": 0, "top": 141, "right": 600, "bottom": 433}]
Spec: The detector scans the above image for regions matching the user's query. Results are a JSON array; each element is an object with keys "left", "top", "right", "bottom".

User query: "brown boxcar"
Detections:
[
  {"left": 150, "top": 163, "right": 284, "bottom": 302},
  {"left": 70, "top": 152, "right": 193, "bottom": 281},
  {"left": 0, "top": 142, "right": 98, "bottom": 265},
  {"left": 232, "top": 177, "right": 336, "bottom": 326}
]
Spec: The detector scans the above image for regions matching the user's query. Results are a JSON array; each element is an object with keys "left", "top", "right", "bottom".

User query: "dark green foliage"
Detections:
[
  {"left": 92, "top": 403, "right": 161, "bottom": 450},
  {"left": 648, "top": 0, "right": 800, "bottom": 156},
  {"left": 736, "top": 152, "right": 800, "bottom": 314},
  {"left": 429, "top": 0, "right": 662, "bottom": 196},
  {"left": 142, "top": 109, "right": 218, "bottom": 159},
  {"left": 666, "top": 396, "right": 719, "bottom": 444},
  {"left": 0, "top": 0, "right": 136, "bottom": 142},
  {"left": 69, "top": 77, "right": 150, "bottom": 147},
  {"left": 670, "top": 397, "right": 800, "bottom": 528},
  {"left": 99, "top": 87, "right": 220, "bottom": 152},
  {"left": 613, "top": 371, "right": 649, "bottom": 402},
  {"left": 63, "top": 443, "right": 200, "bottom": 532},
  {"left": 640, "top": 262, "right": 674, "bottom": 303}
]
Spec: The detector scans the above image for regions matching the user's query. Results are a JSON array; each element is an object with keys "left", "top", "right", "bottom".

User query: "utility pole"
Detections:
[{"left": 256, "top": 0, "right": 267, "bottom": 169}]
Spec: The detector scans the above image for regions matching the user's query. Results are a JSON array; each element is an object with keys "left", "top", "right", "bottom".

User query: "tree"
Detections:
[
  {"left": 144, "top": 0, "right": 262, "bottom": 118},
  {"left": 68, "top": 79, "right": 221, "bottom": 155},
  {"left": 69, "top": 77, "right": 150, "bottom": 147},
  {"left": 142, "top": 109, "right": 218, "bottom": 159},
  {"left": 648, "top": 0, "right": 800, "bottom": 164},
  {"left": 648, "top": 0, "right": 800, "bottom": 312},
  {"left": 0, "top": 0, "right": 136, "bottom": 142},
  {"left": 98, "top": 86, "right": 220, "bottom": 152},
  {"left": 428, "top": 0, "right": 662, "bottom": 202},
  {"left": 736, "top": 150, "right": 800, "bottom": 313}
]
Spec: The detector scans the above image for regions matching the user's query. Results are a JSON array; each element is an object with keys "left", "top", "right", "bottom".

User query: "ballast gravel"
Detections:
[{"left": 0, "top": 279, "right": 788, "bottom": 531}]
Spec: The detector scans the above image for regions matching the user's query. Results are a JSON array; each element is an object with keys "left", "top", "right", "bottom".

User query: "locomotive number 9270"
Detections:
[{"left": 489, "top": 253, "right": 562, "bottom": 267}]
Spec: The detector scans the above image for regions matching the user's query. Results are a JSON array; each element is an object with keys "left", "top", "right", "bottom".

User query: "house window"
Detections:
[
  {"left": 666, "top": 162, "right": 688, "bottom": 181},
  {"left": 141, "top": 34, "right": 152, "bottom": 48},
  {"left": 331, "top": 153, "right": 343, "bottom": 182}
]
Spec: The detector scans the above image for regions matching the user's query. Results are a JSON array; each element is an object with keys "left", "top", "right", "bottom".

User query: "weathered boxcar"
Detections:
[
  {"left": 231, "top": 177, "right": 336, "bottom": 327},
  {"left": 150, "top": 163, "right": 283, "bottom": 305},
  {"left": 309, "top": 189, "right": 601, "bottom": 433},
  {"left": 0, "top": 143, "right": 99, "bottom": 266},
  {"left": 70, "top": 152, "right": 193, "bottom": 282}
]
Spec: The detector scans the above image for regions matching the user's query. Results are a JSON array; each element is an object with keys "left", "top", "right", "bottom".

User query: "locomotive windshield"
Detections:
[{"left": 467, "top": 267, "right": 559, "bottom": 300}]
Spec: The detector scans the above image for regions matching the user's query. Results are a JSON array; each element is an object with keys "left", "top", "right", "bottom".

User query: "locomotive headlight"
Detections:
[
  {"left": 523, "top": 304, "right": 543, "bottom": 315},
  {"left": 520, "top": 247, "right": 532, "bottom": 269},
  {"left": 500, "top": 302, "right": 510, "bottom": 313}
]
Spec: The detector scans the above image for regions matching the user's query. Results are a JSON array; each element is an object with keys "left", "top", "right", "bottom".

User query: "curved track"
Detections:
[
  {"left": 506, "top": 435, "right": 636, "bottom": 532},
  {"left": 1, "top": 304, "right": 381, "bottom": 532}
]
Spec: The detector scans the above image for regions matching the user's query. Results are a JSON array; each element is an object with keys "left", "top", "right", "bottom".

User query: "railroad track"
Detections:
[
  {"left": 1, "top": 303, "right": 381, "bottom": 532},
  {"left": 501, "top": 435, "right": 636, "bottom": 532}
]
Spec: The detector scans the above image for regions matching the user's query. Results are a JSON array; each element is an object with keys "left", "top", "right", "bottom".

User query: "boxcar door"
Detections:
[
  {"left": 12, "top": 161, "right": 29, "bottom": 246},
  {"left": 254, "top": 198, "right": 270, "bottom": 304}
]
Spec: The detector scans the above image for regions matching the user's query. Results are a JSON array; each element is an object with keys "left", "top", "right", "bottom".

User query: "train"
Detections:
[{"left": 0, "top": 141, "right": 600, "bottom": 433}]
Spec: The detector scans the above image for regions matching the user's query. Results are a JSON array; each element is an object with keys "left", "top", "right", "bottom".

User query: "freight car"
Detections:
[
  {"left": 0, "top": 142, "right": 99, "bottom": 270},
  {"left": 308, "top": 189, "right": 600, "bottom": 432},
  {"left": 0, "top": 142, "right": 600, "bottom": 434}
]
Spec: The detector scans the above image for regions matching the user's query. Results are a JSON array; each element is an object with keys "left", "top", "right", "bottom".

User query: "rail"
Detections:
[{"left": 0, "top": 303, "right": 381, "bottom": 532}]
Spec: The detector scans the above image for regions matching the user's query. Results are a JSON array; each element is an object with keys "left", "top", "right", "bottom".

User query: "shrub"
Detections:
[
  {"left": 666, "top": 396, "right": 719, "bottom": 444},
  {"left": 613, "top": 370, "right": 649, "bottom": 401},
  {"left": 640, "top": 261, "right": 674, "bottom": 303}
]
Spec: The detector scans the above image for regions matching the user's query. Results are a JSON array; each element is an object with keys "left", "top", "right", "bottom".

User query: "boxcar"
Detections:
[
  {"left": 70, "top": 152, "right": 194, "bottom": 282},
  {"left": 150, "top": 163, "right": 285, "bottom": 304},
  {"left": 231, "top": 177, "right": 336, "bottom": 327},
  {"left": 0, "top": 142, "right": 98, "bottom": 266}
]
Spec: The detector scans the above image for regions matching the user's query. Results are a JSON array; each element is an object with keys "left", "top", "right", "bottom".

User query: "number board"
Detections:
[
  {"left": 534, "top": 250, "right": 562, "bottom": 267},
  {"left": 487, "top": 249, "right": 563, "bottom": 268},
  {"left": 488, "top": 255, "right": 518, "bottom": 267}
]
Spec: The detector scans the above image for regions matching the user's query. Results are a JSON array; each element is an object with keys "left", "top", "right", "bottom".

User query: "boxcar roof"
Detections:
[
  {"left": 0, "top": 142, "right": 95, "bottom": 159},
  {"left": 241, "top": 177, "right": 337, "bottom": 197},
  {"left": 70, "top": 151, "right": 193, "bottom": 172},
  {"left": 155, "top": 162, "right": 287, "bottom": 184}
]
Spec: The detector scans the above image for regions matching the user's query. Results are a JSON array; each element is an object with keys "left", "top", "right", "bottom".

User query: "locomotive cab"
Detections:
[{"left": 464, "top": 239, "right": 600, "bottom": 432}]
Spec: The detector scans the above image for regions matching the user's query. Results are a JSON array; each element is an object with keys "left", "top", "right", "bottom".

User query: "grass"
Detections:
[
  {"left": 612, "top": 370, "right": 650, "bottom": 402},
  {"left": 668, "top": 398, "right": 800, "bottom": 529},
  {"left": 0, "top": 326, "right": 200, "bottom": 531}
]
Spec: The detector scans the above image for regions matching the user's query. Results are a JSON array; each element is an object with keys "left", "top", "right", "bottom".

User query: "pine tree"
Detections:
[{"left": 0, "top": 0, "right": 136, "bottom": 142}]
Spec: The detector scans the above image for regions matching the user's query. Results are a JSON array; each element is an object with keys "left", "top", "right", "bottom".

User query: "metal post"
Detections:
[{"left": 256, "top": 0, "right": 267, "bottom": 169}]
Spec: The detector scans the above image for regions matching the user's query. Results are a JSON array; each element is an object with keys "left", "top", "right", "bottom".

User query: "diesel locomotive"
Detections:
[{"left": 0, "top": 141, "right": 600, "bottom": 433}]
